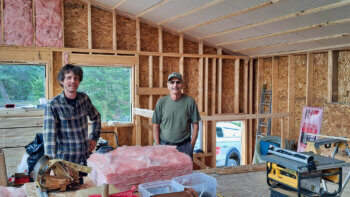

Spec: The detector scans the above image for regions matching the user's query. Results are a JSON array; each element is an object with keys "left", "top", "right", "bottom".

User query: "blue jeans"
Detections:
[{"left": 160, "top": 139, "right": 193, "bottom": 160}]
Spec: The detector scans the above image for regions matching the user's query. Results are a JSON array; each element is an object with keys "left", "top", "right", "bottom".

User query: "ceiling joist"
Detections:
[
  {"left": 113, "top": 0, "right": 127, "bottom": 10},
  {"left": 202, "top": 0, "right": 350, "bottom": 39},
  {"left": 136, "top": 0, "right": 172, "bottom": 17}
]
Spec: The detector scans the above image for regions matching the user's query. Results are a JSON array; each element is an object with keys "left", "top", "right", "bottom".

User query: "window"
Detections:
[
  {"left": 79, "top": 66, "right": 132, "bottom": 123},
  {"left": 0, "top": 64, "right": 45, "bottom": 108}
]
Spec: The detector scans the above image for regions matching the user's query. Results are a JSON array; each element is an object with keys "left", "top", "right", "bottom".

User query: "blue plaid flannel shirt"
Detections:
[{"left": 43, "top": 91, "right": 101, "bottom": 165}]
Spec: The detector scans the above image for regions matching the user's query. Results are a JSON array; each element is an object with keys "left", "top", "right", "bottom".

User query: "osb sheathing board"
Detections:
[
  {"left": 262, "top": 58, "right": 272, "bottom": 90},
  {"left": 53, "top": 51, "right": 63, "bottom": 97},
  {"left": 338, "top": 50, "right": 350, "bottom": 103},
  {"left": 91, "top": 6, "right": 113, "bottom": 50},
  {"left": 117, "top": 126, "right": 134, "bottom": 146},
  {"left": 184, "top": 58, "right": 199, "bottom": 103},
  {"left": 116, "top": 15, "right": 136, "bottom": 51},
  {"left": 184, "top": 39, "right": 198, "bottom": 54},
  {"left": 152, "top": 56, "right": 160, "bottom": 88},
  {"left": 139, "top": 55, "right": 149, "bottom": 87},
  {"left": 35, "top": 0, "right": 63, "bottom": 47},
  {"left": 313, "top": 52, "right": 328, "bottom": 107},
  {"left": 163, "top": 32, "right": 179, "bottom": 53},
  {"left": 222, "top": 59, "right": 235, "bottom": 113},
  {"left": 64, "top": 0, "right": 88, "bottom": 48},
  {"left": 140, "top": 23, "right": 158, "bottom": 52},
  {"left": 293, "top": 55, "right": 307, "bottom": 142},
  {"left": 275, "top": 57, "right": 289, "bottom": 136},
  {"left": 163, "top": 57, "right": 179, "bottom": 86},
  {"left": 4, "top": 0, "right": 33, "bottom": 46},
  {"left": 203, "top": 46, "right": 216, "bottom": 55}
]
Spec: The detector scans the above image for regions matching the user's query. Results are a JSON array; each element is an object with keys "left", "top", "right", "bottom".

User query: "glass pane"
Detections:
[
  {"left": 79, "top": 66, "right": 131, "bottom": 123},
  {"left": 0, "top": 65, "right": 45, "bottom": 108}
]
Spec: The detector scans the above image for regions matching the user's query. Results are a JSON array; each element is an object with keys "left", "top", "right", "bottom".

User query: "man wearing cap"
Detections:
[{"left": 152, "top": 72, "right": 201, "bottom": 159}]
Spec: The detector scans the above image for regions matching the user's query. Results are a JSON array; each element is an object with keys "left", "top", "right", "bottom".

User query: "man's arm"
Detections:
[
  {"left": 191, "top": 122, "right": 199, "bottom": 148},
  {"left": 43, "top": 104, "right": 57, "bottom": 159},
  {"left": 87, "top": 96, "right": 101, "bottom": 151},
  {"left": 153, "top": 123, "right": 160, "bottom": 145}
]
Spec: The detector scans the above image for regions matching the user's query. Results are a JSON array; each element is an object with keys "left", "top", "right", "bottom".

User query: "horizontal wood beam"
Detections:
[
  {"left": 136, "top": 87, "right": 169, "bottom": 95},
  {"left": 198, "top": 163, "right": 266, "bottom": 175},
  {"left": 69, "top": 54, "right": 138, "bottom": 66},
  {"left": 193, "top": 157, "right": 209, "bottom": 169},
  {"left": 0, "top": 109, "right": 44, "bottom": 118}
]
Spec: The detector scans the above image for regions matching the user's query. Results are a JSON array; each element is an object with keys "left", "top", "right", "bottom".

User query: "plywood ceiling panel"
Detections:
[
  {"left": 118, "top": 0, "right": 163, "bottom": 15},
  {"left": 142, "top": 0, "right": 212, "bottom": 23}
]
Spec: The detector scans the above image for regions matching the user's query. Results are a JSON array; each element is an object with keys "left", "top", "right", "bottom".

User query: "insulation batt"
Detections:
[
  {"left": 35, "top": 0, "right": 63, "bottom": 47},
  {"left": 4, "top": 0, "right": 33, "bottom": 46},
  {"left": 0, "top": 185, "right": 26, "bottom": 197},
  {"left": 87, "top": 145, "right": 193, "bottom": 192}
]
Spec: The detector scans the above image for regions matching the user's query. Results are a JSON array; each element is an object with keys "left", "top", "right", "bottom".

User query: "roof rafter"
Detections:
[
  {"left": 136, "top": 0, "right": 172, "bottom": 17},
  {"left": 159, "top": 0, "right": 225, "bottom": 25},
  {"left": 202, "top": 0, "right": 350, "bottom": 39},
  {"left": 181, "top": 0, "right": 281, "bottom": 33},
  {"left": 218, "top": 18, "right": 350, "bottom": 47}
]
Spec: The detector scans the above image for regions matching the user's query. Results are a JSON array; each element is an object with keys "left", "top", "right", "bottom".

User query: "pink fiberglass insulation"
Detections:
[
  {"left": 4, "top": 0, "right": 33, "bottom": 46},
  {"left": 35, "top": 0, "right": 62, "bottom": 47},
  {"left": 88, "top": 145, "right": 193, "bottom": 192}
]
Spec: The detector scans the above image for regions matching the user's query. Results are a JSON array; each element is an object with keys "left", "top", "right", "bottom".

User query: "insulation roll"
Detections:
[{"left": 0, "top": 149, "right": 7, "bottom": 186}]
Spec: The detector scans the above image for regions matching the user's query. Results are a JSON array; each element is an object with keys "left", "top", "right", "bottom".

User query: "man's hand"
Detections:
[{"left": 88, "top": 140, "right": 97, "bottom": 152}]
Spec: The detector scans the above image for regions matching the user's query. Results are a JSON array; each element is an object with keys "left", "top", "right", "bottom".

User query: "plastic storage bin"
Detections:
[
  {"left": 171, "top": 172, "right": 217, "bottom": 197},
  {"left": 138, "top": 180, "right": 182, "bottom": 197}
]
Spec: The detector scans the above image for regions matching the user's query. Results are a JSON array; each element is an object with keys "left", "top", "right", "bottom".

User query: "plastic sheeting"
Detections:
[
  {"left": 4, "top": 0, "right": 33, "bottom": 46},
  {"left": 35, "top": 0, "right": 63, "bottom": 47}
]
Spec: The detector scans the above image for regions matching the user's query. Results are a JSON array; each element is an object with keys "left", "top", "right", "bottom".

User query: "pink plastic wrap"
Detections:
[
  {"left": 88, "top": 145, "right": 193, "bottom": 192},
  {"left": 4, "top": 0, "right": 33, "bottom": 46},
  {"left": 0, "top": 185, "right": 26, "bottom": 197},
  {"left": 35, "top": 0, "right": 63, "bottom": 47}
]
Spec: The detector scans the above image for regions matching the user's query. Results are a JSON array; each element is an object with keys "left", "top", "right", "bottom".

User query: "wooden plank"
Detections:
[
  {"left": 211, "top": 120, "right": 216, "bottom": 168},
  {"left": 280, "top": 117, "right": 285, "bottom": 148},
  {"left": 328, "top": 50, "right": 339, "bottom": 102},
  {"left": 271, "top": 57, "right": 278, "bottom": 135},
  {"left": 69, "top": 54, "right": 138, "bottom": 66},
  {"left": 219, "top": 18, "right": 350, "bottom": 47},
  {"left": 148, "top": 56, "right": 154, "bottom": 145},
  {"left": 288, "top": 55, "right": 295, "bottom": 141},
  {"left": 241, "top": 120, "right": 247, "bottom": 165},
  {"left": 158, "top": 27, "right": 163, "bottom": 53},
  {"left": 0, "top": 117, "right": 44, "bottom": 128},
  {"left": 136, "top": 87, "right": 169, "bottom": 95},
  {"left": 198, "top": 163, "right": 266, "bottom": 175},
  {"left": 234, "top": 58, "right": 240, "bottom": 113},
  {"left": 211, "top": 58, "right": 216, "bottom": 115},
  {"left": 133, "top": 108, "right": 154, "bottom": 119},
  {"left": 0, "top": 49, "right": 51, "bottom": 63},
  {"left": 306, "top": 53, "right": 314, "bottom": 106},
  {"left": 248, "top": 60, "right": 253, "bottom": 164},
  {"left": 0, "top": 150, "right": 7, "bottom": 186},
  {"left": 88, "top": 1, "right": 92, "bottom": 49},
  {"left": 256, "top": 58, "right": 263, "bottom": 128},
  {"left": 48, "top": 51, "right": 54, "bottom": 99},
  {"left": 187, "top": 0, "right": 279, "bottom": 34},
  {"left": 193, "top": 157, "right": 209, "bottom": 169},
  {"left": 113, "top": 0, "right": 127, "bottom": 9},
  {"left": 0, "top": 127, "right": 41, "bottom": 148},
  {"left": 198, "top": 41, "right": 204, "bottom": 112},
  {"left": 202, "top": 112, "right": 290, "bottom": 121},
  {"left": 203, "top": 1, "right": 350, "bottom": 39},
  {"left": 136, "top": 18, "right": 141, "bottom": 52},
  {"left": 0, "top": 109, "right": 44, "bottom": 118},
  {"left": 179, "top": 33, "right": 184, "bottom": 76},
  {"left": 204, "top": 58, "right": 209, "bottom": 114},
  {"left": 112, "top": 9, "right": 116, "bottom": 50},
  {"left": 136, "top": 0, "right": 172, "bottom": 17},
  {"left": 159, "top": 56, "right": 164, "bottom": 88},
  {"left": 217, "top": 48, "right": 222, "bottom": 114},
  {"left": 159, "top": 0, "right": 224, "bottom": 25},
  {"left": 243, "top": 60, "right": 248, "bottom": 114}
]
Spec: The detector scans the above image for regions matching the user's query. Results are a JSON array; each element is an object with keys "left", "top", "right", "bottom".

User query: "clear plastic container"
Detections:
[
  {"left": 171, "top": 172, "right": 217, "bottom": 197},
  {"left": 138, "top": 180, "right": 182, "bottom": 197}
]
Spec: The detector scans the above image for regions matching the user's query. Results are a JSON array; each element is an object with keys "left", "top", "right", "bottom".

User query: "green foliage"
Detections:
[
  {"left": 79, "top": 66, "right": 131, "bottom": 122},
  {"left": 0, "top": 65, "right": 45, "bottom": 106}
]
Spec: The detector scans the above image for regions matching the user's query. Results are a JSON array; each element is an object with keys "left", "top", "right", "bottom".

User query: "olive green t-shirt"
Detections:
[{"left": 152, "top": 94, "right": 201, "bottom": 143}]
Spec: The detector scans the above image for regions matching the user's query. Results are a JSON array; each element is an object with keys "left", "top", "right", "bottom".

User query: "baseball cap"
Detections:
[{"left": 168, "top": 72, "right": 183, "bottom": 82}]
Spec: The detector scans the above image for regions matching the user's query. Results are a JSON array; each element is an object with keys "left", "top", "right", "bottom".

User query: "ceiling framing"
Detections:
[{"left": 91, "top": 0, "right": 350, "bottom": 57}]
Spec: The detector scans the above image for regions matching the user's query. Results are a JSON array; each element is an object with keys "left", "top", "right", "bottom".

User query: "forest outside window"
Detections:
[
  {"left": 79, "top": 66, "right": 132, "bottom": 123},
  {"left": 0, "top": 64, "right": 45, "bottom": 108}
]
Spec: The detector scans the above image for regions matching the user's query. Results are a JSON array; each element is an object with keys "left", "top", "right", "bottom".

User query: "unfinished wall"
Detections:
[
  {"left": 222, "top": 59, "right": 235, "bottom": 113},
  {"left": 313, "top": 53, "right": 328, "bottom": 107},
  {"left": 4, "top": 0, "right": 33, "bottom": 46},
  {"left": 140, "top": 23, "right": 158, "bottom": 52},
  {"left": 163, "top": 32, "right": 179, "bottom": 53},
  {"left": 64, "top": 0, "right": 88, "bottom": 48},
  {"left": 262, "top": 58, "right": 272, "bottom": 90},
  {"left": 91, "top": 6, "right": 113, "bottom": 50},
  {"left": 35, "top": 0, "right": 63, "bottom": 47},
  {"left": 52, "top": 51, "right": 63, "bottom": 96},
  {"left": 183, "top": 40, "right": 199, "bottom": 102},
  {"left": 116, "top": 15, "right": 136, "bottom": 51},
  {"left": 275, "top": 57, "right": 289, "bottom": 137},
  {"left": 338, "top": 51, "right": 350, "bottom": 103}
]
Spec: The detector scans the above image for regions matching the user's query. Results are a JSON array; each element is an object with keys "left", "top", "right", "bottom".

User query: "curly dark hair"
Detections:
[{"left": 57, "top": 64, "right": 83, "bottom": 87}]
